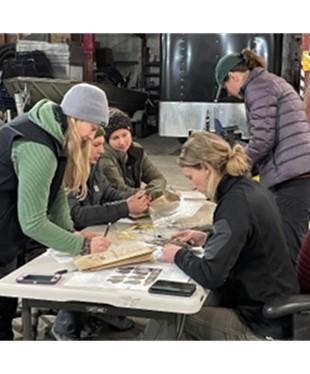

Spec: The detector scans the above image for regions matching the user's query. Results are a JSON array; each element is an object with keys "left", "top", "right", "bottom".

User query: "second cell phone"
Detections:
[{"left": 148, "top": 280, "right": 196, "bottom": 297}]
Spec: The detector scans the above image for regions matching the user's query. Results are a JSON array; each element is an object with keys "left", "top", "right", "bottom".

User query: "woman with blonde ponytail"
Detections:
[
  {"left": 215, "top": 48, "right": 310, "bottom": 264},
  {"left": 143, "top": 131, "right": 299, "bottom": 341},
  {"left": 0, "top": 83, "right": 112, "bottom": 340}
]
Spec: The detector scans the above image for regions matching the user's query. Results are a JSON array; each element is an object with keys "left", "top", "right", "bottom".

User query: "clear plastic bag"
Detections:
[{"left": 150, "top": 195, "right": 215, "bottom": 230}]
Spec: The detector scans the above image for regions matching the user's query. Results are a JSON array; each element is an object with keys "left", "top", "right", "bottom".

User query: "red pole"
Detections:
[
  {"left": 301, "top": 34, "right": 310, "bottom": 122},
  {"left": 83, "top": 34, "right": 95, "bottom": 82}
]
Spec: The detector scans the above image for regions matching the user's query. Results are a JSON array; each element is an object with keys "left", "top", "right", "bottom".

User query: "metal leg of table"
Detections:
[
  {"left": 176, "top": 314, "right": 186, "bottom": 340},
  {"left": 21, "top": 299, "right": 33, "bottom": 341},
  {"left": 19, "top": 298, "right": 187, "bottom": 341}
]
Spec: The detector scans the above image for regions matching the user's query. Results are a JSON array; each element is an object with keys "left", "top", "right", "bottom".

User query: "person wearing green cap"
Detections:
[{"left": 214, "top": 48, "right": 310, "bottom": 265}]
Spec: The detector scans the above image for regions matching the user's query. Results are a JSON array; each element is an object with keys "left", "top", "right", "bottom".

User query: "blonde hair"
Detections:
[
  {"left": 178, "top": 131, "right": 250, "bottom": 199},
  {"left": 63, "top": 117, "right": 90, "bottom": 199}
]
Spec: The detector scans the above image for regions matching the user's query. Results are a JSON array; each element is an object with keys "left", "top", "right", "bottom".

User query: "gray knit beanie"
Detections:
[{"left": 60, "top": 83, "right": 109, "bottom": 126}]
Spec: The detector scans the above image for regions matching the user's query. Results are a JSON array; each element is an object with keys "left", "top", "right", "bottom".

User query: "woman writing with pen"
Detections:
[{"left": 0, "top": 83, "right": 112, "bottom": 340}]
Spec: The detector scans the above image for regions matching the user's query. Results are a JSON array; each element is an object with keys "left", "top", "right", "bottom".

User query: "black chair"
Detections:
[
  {"left": 263, "top": 231, "right": 310, "bottom": 340},
  {"left": 263, "top": 294, "right": 310, "bottom": 340}
]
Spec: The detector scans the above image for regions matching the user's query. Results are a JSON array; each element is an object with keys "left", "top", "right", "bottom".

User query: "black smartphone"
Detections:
[
  {"left": 148, "top": 280, "right": 196, "bottom": 297},
  {"left": 16, "top": 273, "right": 61, "bottom": 285}
]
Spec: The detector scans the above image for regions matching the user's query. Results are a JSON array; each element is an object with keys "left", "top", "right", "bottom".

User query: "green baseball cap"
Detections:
[{"left": 215, "top": 53, "right": 244, "bottom": 100}]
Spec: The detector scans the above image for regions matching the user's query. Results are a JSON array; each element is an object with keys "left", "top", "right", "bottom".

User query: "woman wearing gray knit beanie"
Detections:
[{"left": 0, "top": 83, "right": 111, "bottom": 340}]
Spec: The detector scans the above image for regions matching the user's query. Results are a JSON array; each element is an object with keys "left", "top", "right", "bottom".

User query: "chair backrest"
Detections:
[
  {"left": 263, "top": 230, "right": 310, "bottom": 340},
  {"left": 296, "top": 230, "right": 310, "bottom": 293}
]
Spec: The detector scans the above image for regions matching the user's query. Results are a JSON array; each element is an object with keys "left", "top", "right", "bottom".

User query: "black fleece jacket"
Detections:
[
  {"left": 68, "top": 163, "right": 132, "bottom": 230},
  {"left": 175, "top": 175, "right": 299, "bottom": 338}
]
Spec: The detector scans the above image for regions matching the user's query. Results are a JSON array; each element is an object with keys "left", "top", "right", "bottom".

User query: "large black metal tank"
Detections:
[{"left": 160, "top": 33, "right": 283, "bottom": 102}]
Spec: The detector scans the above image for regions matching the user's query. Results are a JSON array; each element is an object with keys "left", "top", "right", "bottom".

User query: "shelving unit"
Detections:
[{"left": 143, "top": 61, "right": 160, "bottom": 97}]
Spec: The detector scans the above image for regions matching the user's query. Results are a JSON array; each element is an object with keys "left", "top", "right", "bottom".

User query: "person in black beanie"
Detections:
[{"left": 99, "top": 108, "right": 167, "bottom": 200}]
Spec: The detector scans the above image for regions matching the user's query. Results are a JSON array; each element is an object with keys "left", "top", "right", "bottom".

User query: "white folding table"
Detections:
[{"left": 0, "top": 230, "right": 207, "bottom": 340}]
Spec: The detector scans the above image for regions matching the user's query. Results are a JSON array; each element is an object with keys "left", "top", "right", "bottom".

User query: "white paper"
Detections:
[{"left": 46, "top": 248, "right": 74, "bottom": 264}]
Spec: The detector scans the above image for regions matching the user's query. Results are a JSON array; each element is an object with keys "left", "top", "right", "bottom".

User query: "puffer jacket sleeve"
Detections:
[{"left": 245, "top": 81, "right": 278, "bottom": 167}]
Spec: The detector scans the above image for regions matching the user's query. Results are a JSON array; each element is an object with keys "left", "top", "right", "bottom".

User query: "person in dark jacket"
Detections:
[
  {"left": 69, "top": 128, "right": 150, "bottom": 231},
  {"left": 214, "top": 49, "right": 310, "bottom": 264},
  {"left": 143, "top": 131, "right": 299, "bottom": 340},
  {"left": 99, "top": 108, "right": 167, "bottom": 200},
  {"left": 0, "top": 83, "right": 112, "bottom": 340},
  {"left": 52, "top": 128, "right": 150, "bottom": 340}
]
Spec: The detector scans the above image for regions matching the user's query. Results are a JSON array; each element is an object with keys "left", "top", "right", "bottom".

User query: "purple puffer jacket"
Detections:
[{"left": 242, "top": 67, "right": 310, "bottom": 188}]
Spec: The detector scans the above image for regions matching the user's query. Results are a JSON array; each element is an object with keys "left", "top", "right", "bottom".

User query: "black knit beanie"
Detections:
[{"left": 104, "top": 108, "right": 132, "bottom": 142}]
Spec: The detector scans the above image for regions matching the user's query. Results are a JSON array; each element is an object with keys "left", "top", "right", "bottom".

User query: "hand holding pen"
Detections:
[
  {"left": 86, "top": 222, "right": 112, "bottom": 255},
  {"left": 104, "top": 222, "right": 112, "bottom": 237}
]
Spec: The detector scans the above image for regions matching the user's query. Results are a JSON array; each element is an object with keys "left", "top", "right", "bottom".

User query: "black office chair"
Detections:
[{"left": 263, "top": 231, "right": 310, "bottom": 340}]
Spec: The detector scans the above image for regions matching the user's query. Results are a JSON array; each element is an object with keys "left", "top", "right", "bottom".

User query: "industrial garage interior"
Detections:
[{"left": 0, "top": 3, "right": 309, "bottom": 374}]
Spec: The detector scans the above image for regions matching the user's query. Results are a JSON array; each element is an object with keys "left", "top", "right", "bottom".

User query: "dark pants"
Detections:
[
  {"left": 0, "top": 258, "right": 18, "bottom": 340},
  {"left": 0, "top": 243, "right": 45, "bottom": 341},
  {"left": 271, "top": 178, "right": 310, "bottom": 264},
  {"left": 53, "top": 310, "right": 82, "bottom": 338}
]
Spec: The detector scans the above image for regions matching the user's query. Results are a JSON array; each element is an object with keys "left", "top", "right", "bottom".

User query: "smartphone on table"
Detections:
[
  {"left": 148, "top": 280, "right": 196, "bottom": 297},
  {"left": 16, "top": 273, "right": 62, "bottom": 285}
]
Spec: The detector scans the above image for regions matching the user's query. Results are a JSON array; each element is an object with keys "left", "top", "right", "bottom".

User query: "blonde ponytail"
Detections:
[
  {"left": 226, "top": 143, "right": 250, "bottom": 176},
  {"left": 178, "top": 131, "right": 250, "bottom": 177}
]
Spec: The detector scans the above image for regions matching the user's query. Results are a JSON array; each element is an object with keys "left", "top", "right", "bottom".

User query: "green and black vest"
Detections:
[{"left": 0, "top": 111, "right": 67, "bottom": 266}]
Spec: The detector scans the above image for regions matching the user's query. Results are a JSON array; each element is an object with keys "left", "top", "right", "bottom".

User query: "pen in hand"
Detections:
[{"left": 104, "top": 222, "right": 112, "bottom": 237}]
